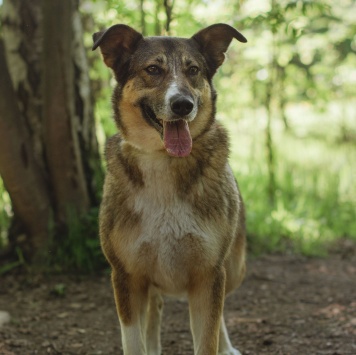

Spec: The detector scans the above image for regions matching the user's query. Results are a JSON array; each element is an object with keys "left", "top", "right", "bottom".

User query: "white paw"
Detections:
[
  {"left": 218, "top": 348, "right": 242, "bottom": 355},
  {"left": 146, "top": 347, "right": 161, "bottom": 355}
]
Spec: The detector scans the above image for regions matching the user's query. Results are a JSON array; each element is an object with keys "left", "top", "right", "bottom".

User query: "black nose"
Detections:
[{"left": 170, "top": 95, "right": 194, "bottom": 116}]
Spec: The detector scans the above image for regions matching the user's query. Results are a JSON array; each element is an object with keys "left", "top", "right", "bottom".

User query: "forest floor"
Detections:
[{"left": 0, "top": 246, "right": 355, "bottom": 355}]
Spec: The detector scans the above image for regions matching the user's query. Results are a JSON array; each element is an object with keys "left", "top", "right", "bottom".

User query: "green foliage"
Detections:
[
  {"left": 0, "top": 247, "right": 26, "bottom": 275},
  {"left": 0, "top": 149, "right": 104, "bottom": 274},
  {"left": 242, "top": 166, "right": 355, "bottom": 256},
  {"left": 50, "top": 283, "right": 67, "bottom": 297},
  {"left": 227, "top": 106, "right": 356, "bottom": 256},
  {"left": 47, "top": 207, "right": 106, "bottom": 273}
]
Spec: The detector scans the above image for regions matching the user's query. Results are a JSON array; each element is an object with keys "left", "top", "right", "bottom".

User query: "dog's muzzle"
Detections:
[{"left": 140, "top": 95, "right": 194, "bottom": 158}]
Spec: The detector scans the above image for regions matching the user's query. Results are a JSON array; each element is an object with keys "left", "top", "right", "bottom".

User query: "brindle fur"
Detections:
[{"left": 94, "top": 23, "right": 247, "bottom": 355}]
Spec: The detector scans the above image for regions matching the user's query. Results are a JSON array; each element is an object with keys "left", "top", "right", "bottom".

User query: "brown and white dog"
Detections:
[{"left": 93, "top": 23, "right": 247, "bottom": 355}]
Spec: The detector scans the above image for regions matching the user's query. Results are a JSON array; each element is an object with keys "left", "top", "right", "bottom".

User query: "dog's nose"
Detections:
[{"left": 170, "top": 95, "right": 194, "bottom": 116}]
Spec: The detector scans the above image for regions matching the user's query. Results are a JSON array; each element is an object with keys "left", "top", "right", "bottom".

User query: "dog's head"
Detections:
[{"left": 93, "top": 24, "right": 246, "bottom": 157}]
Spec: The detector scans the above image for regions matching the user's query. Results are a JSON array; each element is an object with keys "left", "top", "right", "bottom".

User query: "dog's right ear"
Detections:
[{"left": 92, "top": 24, "right": 143, "bottom": 69}]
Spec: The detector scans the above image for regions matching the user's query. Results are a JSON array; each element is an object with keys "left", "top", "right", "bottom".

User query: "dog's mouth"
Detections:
[
  {"left": 140, "top": 103, "right": 192, "bottom": 158},
  {"left": 141, "top": 103, "right": 164, "bottom": 135}
]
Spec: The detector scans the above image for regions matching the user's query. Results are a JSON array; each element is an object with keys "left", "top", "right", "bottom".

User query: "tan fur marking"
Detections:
[
  {"left": 188, "top": 267, "right": 226, "bottom": 355},
  {"left": 111, "top": 257, "right": 132, "bottom": 324},
  {"left": 119, "top": 80, "right": 165, "bottom": 152}
]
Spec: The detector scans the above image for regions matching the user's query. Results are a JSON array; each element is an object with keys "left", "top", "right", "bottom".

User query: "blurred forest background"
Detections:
[{"left": 0, "top": 0, "right": 355, "bottom": 273}]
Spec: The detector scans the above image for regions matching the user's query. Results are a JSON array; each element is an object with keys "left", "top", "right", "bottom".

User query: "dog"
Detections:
[{"left": 93, "top": 23, "right": 247, "bottom": 355}]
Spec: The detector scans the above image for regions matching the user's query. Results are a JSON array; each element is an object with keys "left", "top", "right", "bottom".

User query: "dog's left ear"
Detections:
[
  {"left": 92, "top": 24, "right": 143, "bottom": 69},
  {"left": 192, "top": 23, "right": 247, "bottom": 75}
]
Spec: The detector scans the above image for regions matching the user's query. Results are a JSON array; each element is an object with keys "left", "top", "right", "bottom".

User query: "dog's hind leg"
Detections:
[
  {"left": 218, "top": 315, "right": 242, "bottom": 355},
  {"left": 145, "top": 288, "right": 163, "bottom": 355},
  {"left": 188, "top": 268, "right": 226, "bottom": 355}
]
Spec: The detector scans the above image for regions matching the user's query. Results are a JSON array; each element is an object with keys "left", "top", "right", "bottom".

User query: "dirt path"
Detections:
[{"left": 0, "top": 254, "right": 355, "bottom": 355}]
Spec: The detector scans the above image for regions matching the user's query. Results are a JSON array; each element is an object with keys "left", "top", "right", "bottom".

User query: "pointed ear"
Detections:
[
  {"left": 192, "top": 23, "right": 247, "bottom": 75},
  {"left": 92, "top": 24, "right": 143, "bottom": 69}
]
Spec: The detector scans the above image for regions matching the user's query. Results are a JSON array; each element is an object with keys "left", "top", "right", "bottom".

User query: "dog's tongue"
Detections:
[{"left": 163, "top": 120, "right": 192, "bottom": 157}]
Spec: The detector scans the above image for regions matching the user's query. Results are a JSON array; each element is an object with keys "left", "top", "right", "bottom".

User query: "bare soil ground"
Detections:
[{"left": 0, "top": 252, "right": 355, "bottom": 355}]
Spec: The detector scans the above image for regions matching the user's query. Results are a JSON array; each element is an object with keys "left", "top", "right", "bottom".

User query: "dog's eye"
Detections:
[
  {"left": 188, "top": 66, "right": 199, "bottom": 76},
  {"left": 145, "top": 65, "right": 162, "bottom": 75}
]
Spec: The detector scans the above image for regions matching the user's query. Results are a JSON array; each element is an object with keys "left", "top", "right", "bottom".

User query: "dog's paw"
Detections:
[{"left": 218, "top": 348, "right": 242, "bottom": 355}]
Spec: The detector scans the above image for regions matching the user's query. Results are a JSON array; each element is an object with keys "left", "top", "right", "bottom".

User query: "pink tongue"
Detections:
[{"left": 163, "top": 120, "right": 192, "bottom": 157}]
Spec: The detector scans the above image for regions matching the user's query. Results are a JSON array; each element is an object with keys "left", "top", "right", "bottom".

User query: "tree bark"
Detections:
[
  {"left": 0, "top": 41, "right": 51, "bottom": 256},
  {"left": 42, "top": 0, "right": 91, "bottom": 222},
  {"left": 1, "top": 0, "right": 45, "bottom": 174},
  {"left": 0, "top": 0, "right": 103, "bottom": 261},
  {"left": 72, "top": 10, "right": 103, "bottom": 206}
]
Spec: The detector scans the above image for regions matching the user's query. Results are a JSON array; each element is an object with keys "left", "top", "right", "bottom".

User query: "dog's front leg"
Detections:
[
  {"left": 145, "top": 289, "right": 163, "bottom": 355},
  {"left": 218, "top": 315, "right": 242, "bottom": 355},
  {"left": 188, "top": 267, "right": 226, "bottom": 355},
  {"left": 111, "top": 268, "right": 148, "bottom": 355}
]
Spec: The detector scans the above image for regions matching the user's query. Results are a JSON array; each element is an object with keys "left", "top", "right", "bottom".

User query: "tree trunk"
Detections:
[
  {"left": 265, "top": 79, "right": 276, "bottom": 205},
  {"left": 1, "top": 0, "right": 45, "bottom": 173},
  {"left": 72, "top": 10, "right": 103, "bottom": 206},
  {"left": 163, "top": 0, "right": 175, "bottom": 34},
  {"left": 139, "top": 0, "right": 147, "bottom": 35},
  {"left": 276, "top": 63, "right": 290, "bottom": 131},
  {"left": 0, "top": 0, "right": 103, "bottom": 262},
  {"left": 154, "top": 0, "right": 162, "bottom": 35},
  {"left": 0, "top": 41, "right": 51, "bottom": 257},
  {"left": 42, "top": 0, "right": 90, "bottom": 223},
  {"left": 265, "top": 5, "right": 278, "bottom": 205}
]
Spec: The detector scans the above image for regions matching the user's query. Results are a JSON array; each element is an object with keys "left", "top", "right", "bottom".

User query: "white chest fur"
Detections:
[
  {"left": 134, "top": 161, "right": 198, "bottom": 241},
  {"left": 129, "top": 155, "right": 221, "bottom": 293}
]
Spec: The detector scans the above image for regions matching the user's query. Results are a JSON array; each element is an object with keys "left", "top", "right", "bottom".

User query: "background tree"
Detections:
[{"left": 0, "top": 0, "right": 103, "bottom": 265}]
